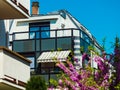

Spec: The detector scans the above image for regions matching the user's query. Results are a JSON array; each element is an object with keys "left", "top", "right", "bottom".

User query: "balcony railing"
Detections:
[
  {"left": 9, "top": 28, "right": 81, "bottom": 53},
  {"left": 9, "top": 28, "right": 81, "bottom": 41},
  {"left": 9, "top": 28, "right": 101, "bottom": 53}
]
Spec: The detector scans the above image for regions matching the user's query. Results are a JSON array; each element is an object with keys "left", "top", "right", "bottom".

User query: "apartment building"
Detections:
[
  {"left": 0, "top": 0, "right": 31, "bottom": 89},
  {"left": 8, "top": 1, "right": 102, "bottom": 83},
  {"left": 0, "top": 0, "right": 30, "bottom": 47},
  {"left": 0, "top": 47, "right": 31, "bottom": 90}
]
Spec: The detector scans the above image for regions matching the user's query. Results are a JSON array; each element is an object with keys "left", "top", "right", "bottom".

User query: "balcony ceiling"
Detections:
[
  {"left": 0, "top": 83, "right": 19, "bottom": 90},
  {"left": 0, "top": 0, "right": 29, "bottom": 19}
]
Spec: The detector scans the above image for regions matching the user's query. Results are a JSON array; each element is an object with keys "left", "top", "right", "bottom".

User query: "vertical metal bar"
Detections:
[{"left": 55, "top": 29, "right": 57, "bottom": 50}]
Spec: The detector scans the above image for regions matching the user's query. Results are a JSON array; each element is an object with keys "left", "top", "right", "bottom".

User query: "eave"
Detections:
[{"left": 0, "top": 0, "right": 29, "bottom": 19}]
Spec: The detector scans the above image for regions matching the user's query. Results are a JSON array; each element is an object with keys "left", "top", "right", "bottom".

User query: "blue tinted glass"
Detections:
[
  {"left": 41, "top": 26, "right": 50, "bottom": 31},
  {"left": 30, "top": 27, "right": 40, "bottom": 39},
  {"left": 41, "top": 26, "right": 50, "bottom": 38},
  {"left": 30, "top": 32, "right": 40, "bottom": 39},
  {"left": 30, "top": 27, "right": 39, "bottom": 31},
  {"left": 30, "top": 32, "right": 35, "bottom": 39},
  {"left": 27, "top": 57, "right": 35, "bottom": 68},
  {"left": 41, "top": 31, "right": 50, "bottom": 38},
  {"left": 36, "top": 32, "right": 40, "bottom": 38},
  {"left": 30, "top": 24, "right": 50, "bottom": 39}
]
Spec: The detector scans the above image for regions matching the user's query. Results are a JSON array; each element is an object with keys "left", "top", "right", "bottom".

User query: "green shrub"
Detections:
[{"left": 26, "top": 75, "right": 47, "bottom": 90}]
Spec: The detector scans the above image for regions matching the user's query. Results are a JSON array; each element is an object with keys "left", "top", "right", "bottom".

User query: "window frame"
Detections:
[{"left": 29, "top": 22, "right": 50, "bottom": 39}]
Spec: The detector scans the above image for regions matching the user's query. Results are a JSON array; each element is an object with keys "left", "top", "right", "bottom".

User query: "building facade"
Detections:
[
  {"left": 0, "top": 0, "right": 31, "bottom": 89},
  {"left": 8, "top": 1, "right": 101, "bottom": 83},
  {"left": 0, "top": 47, "right": 31, "bottom": 90},
  {"left": 0, "top": 0, "right": 30, "bottom": 47}
]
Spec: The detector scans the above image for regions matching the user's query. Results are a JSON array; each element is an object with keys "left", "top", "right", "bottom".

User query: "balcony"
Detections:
[
  {"left": 9, "top": 29, "right": 82, "bottom": 52},
  {"left": 9, "top": 28, "right": 95, "bottom": 53},
  {"left": 0, "top": 0, "right": 29, "bottom": 19},
  {"left": 10, "top": 28, "right": 80, "bottom": 41},
  {"left": 0, "top": 47, "right": 31, "bottom": 90}
]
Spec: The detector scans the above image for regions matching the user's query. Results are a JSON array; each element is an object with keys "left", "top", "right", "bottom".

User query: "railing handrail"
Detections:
[
  {"left": 10, "top": 28, "right": 79, "bottom": 35},
  {"left": 9, "top": 28, "right": 101, "bottom": 49}
]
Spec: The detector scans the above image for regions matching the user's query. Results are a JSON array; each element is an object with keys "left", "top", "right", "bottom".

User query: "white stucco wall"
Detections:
[
  {"left": 0, "top": 48, "right": 30, "bottom": 89},
  {"left": 50, "top": 15, "right": 77, "bottom": 29},
  {"left": 3, "top": 51, "right": 30, "bottom": 83},
  {"left": 9, "top": 14, "right": 79, "bottom": 41}
]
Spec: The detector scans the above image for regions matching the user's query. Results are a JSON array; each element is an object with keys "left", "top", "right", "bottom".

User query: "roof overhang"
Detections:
[
  {"left": 0, "top": 0, "right": 29, "bottom": 19},
  {"left": 37, "top": 50, "right": 71, "bottom": 63},
  {"left": 17, "top": 14, "right": 59, "bottom": 23}
]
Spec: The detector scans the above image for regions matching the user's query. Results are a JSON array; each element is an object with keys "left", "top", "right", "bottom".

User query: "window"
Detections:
[
  {"left": 81, "top": 31, "right": 90, "bottom": 44},
  {"left": 29, "top": 22, "right": 50, "bottom": 39},
  {"left": 80, "top": 38, "right": 90, "bottom": 52},
  {"left": 30, "top": 27, "right": 39, "bottom": 39},
  {"left": 41, "top": 26, "right": 50, "bottom": 38},
  {"left": 27, "top": 57, "right": 35, "bottom": 69}
]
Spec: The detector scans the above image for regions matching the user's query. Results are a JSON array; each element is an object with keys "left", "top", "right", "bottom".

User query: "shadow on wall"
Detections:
[{"left": 0, "top": 20, "right": 7, "bottom": 47}]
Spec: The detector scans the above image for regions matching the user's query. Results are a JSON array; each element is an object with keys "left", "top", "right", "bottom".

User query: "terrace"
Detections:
[
  {"left": 9, "top": 28, "right": 101, "bottom": 74},
  {"left": 9, "top": 28, "right": 93, "bottom": 52}
]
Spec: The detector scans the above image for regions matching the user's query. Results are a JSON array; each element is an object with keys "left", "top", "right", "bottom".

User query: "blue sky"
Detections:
[{"left": 31, "top": 0, "right": 120, "bottom": 53}]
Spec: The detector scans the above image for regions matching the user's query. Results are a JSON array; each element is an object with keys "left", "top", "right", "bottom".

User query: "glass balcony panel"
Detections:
[
  {"left": 57, "top": 31, "right": 63, "bottom": 37},
  {"left": 63, "top": 30, "right": 71, "bottom": 36},
  {"left": 13, "top": 40, "right": 35, "bottom": 52},
  {"left": 15, "top": 33, "right": 29, "bottom": 40},
  {"left": 41, "top": 39, "right": 55, "bottom": 51},
  {"left": 57, "top": 30, "right": 71, "bottom": 37},
  {"left": 36, "top": 40, "right": 40, "bottom": 51},
  {"left": 57, "top": 38, "right": 72, "bottom": 49},
  {"left": 50, "top": 31, "right": 55, "bottom": 38},
  {"left": 73, "top": 30, "right": 80, "bottom": 36}
]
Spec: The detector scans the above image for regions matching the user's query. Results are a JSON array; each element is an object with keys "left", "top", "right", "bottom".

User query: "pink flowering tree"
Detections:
[
  {"left": 49, "top": 51, "right": 111, "bottom": 90},
  {"left": 54, "top": 53, "right": 111, "bottom": 90},
  {"left": 49, "top": 36, "right": 120, "bottom": 90},
  {"left": 110, "top": 37, "right": 120, "bottom": 90}
]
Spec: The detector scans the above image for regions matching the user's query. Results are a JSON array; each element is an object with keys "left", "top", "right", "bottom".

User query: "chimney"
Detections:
[{"left": 32, "top": 2, "right": 39, "bottom": 15}]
